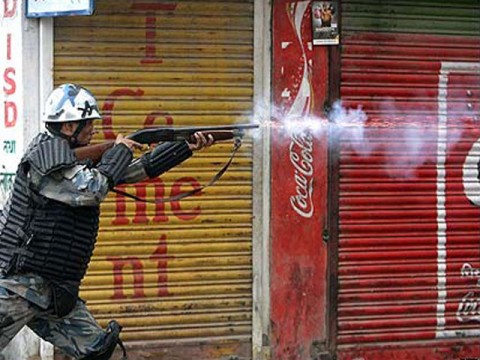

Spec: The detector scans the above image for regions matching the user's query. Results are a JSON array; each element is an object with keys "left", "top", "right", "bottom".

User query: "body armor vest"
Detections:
[{"left": 0, "top": 133, "right": 99, "bottom": 284}]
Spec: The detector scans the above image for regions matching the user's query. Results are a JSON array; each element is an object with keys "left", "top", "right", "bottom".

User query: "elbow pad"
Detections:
[
  {"left": 97, "top": 144, "right": 133, "bottom": 187},
  {"left": 141, "top": 141, "right": 192, "bottom": 178}
]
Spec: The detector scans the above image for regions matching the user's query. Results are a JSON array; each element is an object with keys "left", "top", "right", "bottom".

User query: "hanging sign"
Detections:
[
  {"left": 311, "top": 1, "right": 339, "bottom": 45},
  {"left": 26, "top": 0, "right": 94, "bottom": 18},
  {"left": 1, "top": 0, "right": 23, "bottom": 207}
]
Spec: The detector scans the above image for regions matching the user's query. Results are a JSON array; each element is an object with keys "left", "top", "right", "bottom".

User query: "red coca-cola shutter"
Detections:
[{"left": 336, "top": 0, "right": 480, "bottom": 358}]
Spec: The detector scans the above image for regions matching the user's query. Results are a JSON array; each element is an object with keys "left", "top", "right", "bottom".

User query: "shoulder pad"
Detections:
[{"left": 26, "top": 135, "right": 77, "bottom": 175}]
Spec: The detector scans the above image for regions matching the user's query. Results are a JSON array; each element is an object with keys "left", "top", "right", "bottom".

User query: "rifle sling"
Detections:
[{"left": 112, "top": 139, "right": 242, "bottom": 204}]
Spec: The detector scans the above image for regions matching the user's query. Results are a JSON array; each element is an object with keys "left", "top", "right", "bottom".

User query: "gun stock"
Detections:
[
  {"left": 74, "top": 141, "right": 115, "bottom": 164},
  {"left": 187, "top": 130, "right": 244, "bottom": 142}
]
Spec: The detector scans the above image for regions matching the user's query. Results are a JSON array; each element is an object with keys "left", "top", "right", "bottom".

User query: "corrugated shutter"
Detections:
[
  {"left": 337, "top": 0, "right": 480, "bottom": 350},
  {"left": 53, "top": 0, "right": 254, "bottom": 351}
]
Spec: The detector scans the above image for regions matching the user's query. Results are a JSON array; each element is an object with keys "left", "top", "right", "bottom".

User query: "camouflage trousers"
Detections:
[{"left": 0, "top": 286, "right": 107, "bottom": 359}]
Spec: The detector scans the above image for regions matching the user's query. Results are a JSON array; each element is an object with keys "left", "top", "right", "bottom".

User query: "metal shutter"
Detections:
[
  {"left": 337, "top": 0, "right": 480, "bottom": 350},
  {"left": 53, "top": 0, "right": 254, "bottom": 353}
]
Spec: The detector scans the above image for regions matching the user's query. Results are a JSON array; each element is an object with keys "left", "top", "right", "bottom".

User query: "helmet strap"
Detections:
[
  {"left": 70, "top": 120, "right": 87, "bottom": 147},
  {"left": 46, "top": 120, "right": 87, "bottom": 148}
]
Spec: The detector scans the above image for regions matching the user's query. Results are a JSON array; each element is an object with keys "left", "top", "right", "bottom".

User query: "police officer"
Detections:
[{"left": 0, "top": 84, "right": 213, "bottom": 359}]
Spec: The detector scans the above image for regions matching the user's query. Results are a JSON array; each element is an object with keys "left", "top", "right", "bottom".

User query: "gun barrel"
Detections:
[
  {"left": 128, "top": 124, "right": 259, "bottom": 144},
  {"left": 176, "top": 124, "right": 259, "bottom": 132}
]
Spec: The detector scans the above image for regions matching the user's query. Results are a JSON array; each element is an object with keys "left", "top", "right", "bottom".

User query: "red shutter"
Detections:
[{"left": 336, "top": 0, "right": 480, "bottom": 356}]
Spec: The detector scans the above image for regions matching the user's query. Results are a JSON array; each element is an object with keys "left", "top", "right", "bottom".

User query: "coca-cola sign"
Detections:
[
  {"left": 270, "top": 1, "right": 328, "bottom": 357},
  {"left": 436, "top": 64, "right": 480, "bottom": 339},
  {"left": 461, "top": 263, "right": 480, "bottom": 280},
  {"left": 289, "top": 130, "right": 314, "bottom": 218},
  {"left": 456, "top": 291, "right": 480, "bottom": 323}
]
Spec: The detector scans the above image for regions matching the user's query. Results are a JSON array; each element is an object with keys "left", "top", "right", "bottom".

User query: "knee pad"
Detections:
[{"left": 79, "top": 320, "right": 127, "bottom": 360}]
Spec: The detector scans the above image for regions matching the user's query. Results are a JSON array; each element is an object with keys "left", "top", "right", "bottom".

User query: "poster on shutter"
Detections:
[
  {"left": 311, "top": 1, "right": 339, "bottom": 45},
  {"left": 436, "top": 62, "right": 480, "bottom": 339}
]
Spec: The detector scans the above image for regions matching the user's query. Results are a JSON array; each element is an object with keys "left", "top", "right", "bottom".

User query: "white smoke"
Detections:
[
  {"left": 253, "top": 100, "right": 401, "bottom": 178},
  {"left": 327, "top": 101, "right": 375, "bottom": 156},
  {"left": 251, "top": 101, "right": 328, "bottom": 141},
  {"left": 251, "top": 98, "right": 476, "bottom": 179}
]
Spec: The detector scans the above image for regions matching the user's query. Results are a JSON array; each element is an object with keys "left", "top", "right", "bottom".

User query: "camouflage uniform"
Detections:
[
  {"left": 0, "top": 144, "right": 142, "bottom": 358},
  {"left": 0, "top": 136, "right": 191, "bottom": 358},
  {"left": 0, "top": 273, "right": 106, "bottom": 359},
  {"left": 0, "top": 84, "right": 193, "bottom": 359}
]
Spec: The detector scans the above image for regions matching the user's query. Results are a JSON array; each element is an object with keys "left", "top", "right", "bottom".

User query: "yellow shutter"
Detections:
[{"left": 53, "top": 0, "right": 254, "bottom": 353}]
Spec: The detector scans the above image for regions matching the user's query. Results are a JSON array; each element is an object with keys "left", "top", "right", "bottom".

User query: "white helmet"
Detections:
[{"left": 43, "top": 83, "right": 102, "bottom": 123}]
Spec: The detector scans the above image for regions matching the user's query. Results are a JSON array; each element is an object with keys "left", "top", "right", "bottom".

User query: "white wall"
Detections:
[
  {"left": 252, "top": 1, "right": 272, "bottom": 360},
  {"left": 0, "top": 1, "right": 50, "bottom": 359}
]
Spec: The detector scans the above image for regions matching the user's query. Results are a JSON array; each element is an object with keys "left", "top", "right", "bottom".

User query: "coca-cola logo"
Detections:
[
  {"left": 461, "top": 263, "right": 480, "bottom": 279},
  {"left": 289, "top": 130, "right": 314, "bottom": 218},
  {"left": 456, "top": 291, "right": 480, "bottom": 323}
]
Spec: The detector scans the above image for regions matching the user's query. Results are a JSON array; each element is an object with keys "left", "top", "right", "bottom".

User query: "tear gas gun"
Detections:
[{"left": 74, "top": 124, "right": 259, "bottom": 164}]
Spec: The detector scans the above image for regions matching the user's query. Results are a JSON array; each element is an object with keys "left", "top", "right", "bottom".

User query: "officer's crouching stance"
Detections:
[{"left": 0, "top": 84, "right": 213, "bottom": 359}]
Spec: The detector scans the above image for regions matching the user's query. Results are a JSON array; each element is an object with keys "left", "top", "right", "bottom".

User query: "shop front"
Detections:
[
  {"left": 52, "top": 1, "right": 256, "bottom": 359},
  {"left": 334, "top": 1, "right": 480, "bottom": 359}
]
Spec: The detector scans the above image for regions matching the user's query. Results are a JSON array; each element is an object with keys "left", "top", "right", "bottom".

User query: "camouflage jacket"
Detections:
[{"left": 0, "top": 273, "right": 51, "bottom": 310}]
